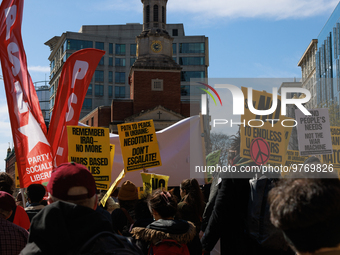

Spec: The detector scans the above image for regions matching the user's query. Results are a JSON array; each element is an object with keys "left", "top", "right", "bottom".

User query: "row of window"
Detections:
[
  {"left": 64, "top": 39, "right": 204, "bottom": 56},
  {"left": 94, "top": 70, "right": 205, "bottom": 84},
  {"left": 63, "top": 39, "right": 137, "bottom": 55},
  {"left": 82, "top": 86, "right": 126, "bottom": 109}
]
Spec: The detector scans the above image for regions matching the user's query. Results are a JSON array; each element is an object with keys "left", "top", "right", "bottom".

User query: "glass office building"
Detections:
[{"left": 316, "top": 2, "right": 340, "bottom": 106}]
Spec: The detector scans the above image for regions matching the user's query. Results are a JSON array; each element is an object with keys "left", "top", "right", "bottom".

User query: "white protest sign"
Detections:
[{"left": 295, "top": 108, "right": 333, "bottom": 156}]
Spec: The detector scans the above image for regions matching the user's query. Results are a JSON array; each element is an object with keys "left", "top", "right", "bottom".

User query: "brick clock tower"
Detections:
[{"left": 129, "top": 0, "right": 181, "bottom": 114}]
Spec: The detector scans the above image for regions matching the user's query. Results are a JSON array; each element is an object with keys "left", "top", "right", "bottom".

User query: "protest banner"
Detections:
[
  {"left": 100, "top": 169, "right": 125, "bottom": 207},
  {"left": 48, "top": 49, "right": 105, "bottom": 167},
  {"left": 67, "top": 126, "right": 111, "bottom": 190},
  {"left": 141, "top": 172, "right": 169, "bottom": 195},
  {"left": 282, "top": 150, "right": 309, "bottom": 177},
  {"left": 118, "top": 120, "right": 162, "bottom": 172},
  {"left": 0, "top": 0, "right": 53, "bottom": 187},
  {"left": 110, "top": 144, "right": 115, "bottom": 170},
  {"left": 240, "top": 87, "right": 293, "bottom": 165},
  {"left": 109, "top": 116, "right": 206, "bottom": 187},
  {"left": 322, "top": 126, "right": 340, "bottom": 176},
  {"left": 295, "top": 108, "right": 333, "bottom": 156},
  {"left": 205, "top": 150, "right": 221, "bottom": 183}
]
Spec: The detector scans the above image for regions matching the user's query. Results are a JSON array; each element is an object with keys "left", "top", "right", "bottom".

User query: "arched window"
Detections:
[
  {"left": 154, "top": 5, "right": 158, "bottom": 22},
  {"left": 146, "top": 5, "right": 150, "bottom": 23},
  {"left": 162, "top": 6, "right": 165, "bottom": 23}
]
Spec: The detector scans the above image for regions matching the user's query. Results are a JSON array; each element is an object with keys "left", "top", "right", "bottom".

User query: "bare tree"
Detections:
[{"left": 209, "top": 132, "right": 232, "bottom": 166}]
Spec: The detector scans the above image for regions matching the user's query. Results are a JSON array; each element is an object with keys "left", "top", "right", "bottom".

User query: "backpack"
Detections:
[
  {"left": 78, "top": 231, "right": 143, "bottom": 255},
  {"left": 148, "top": 239, "right": 190, "bottom": 255},
  {"left": 247, "top": 176, "right": 288, "bottom": 251}
]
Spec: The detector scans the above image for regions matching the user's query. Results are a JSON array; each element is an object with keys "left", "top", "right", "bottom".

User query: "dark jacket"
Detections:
[
  {"left": 201, "top": 177, "right": 251, "bottom": 254},
  {"left": 20, "top": 201, "right": 142, "bottom": 255},
  {"left": 131, "top": 219, "right": 196, "bottom": 254}
]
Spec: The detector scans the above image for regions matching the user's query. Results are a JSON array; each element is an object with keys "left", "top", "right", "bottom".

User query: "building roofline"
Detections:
[{"left": 298, "top": 39, "right": 318, "bottom": 67}]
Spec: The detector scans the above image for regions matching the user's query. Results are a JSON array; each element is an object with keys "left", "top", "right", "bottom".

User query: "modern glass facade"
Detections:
[{"left": 316, "top": 2, "right": 340, "bottom": 106}]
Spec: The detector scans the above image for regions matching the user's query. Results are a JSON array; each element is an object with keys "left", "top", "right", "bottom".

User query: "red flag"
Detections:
[
  {"left": 48, "top": 49, "right": 105, "bottom": 167},
  {"left": 0, "top": 0, "right": 52, "bottom": 187}
]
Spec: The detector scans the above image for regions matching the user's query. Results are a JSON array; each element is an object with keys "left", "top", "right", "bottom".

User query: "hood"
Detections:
[
  {"left": 131, "top": 219, "right": 196, "bottom": 244},
  {"left": 23, "top": 201, "right": 113, "bottom": 254}
]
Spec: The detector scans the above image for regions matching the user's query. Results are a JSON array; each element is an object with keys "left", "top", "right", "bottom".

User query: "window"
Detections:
[
  {"left": 130, "top": 44, "right": 137, "bottom": 55},
  {"left": 86, "top": 84, "right": 92, "bottom": 95},
  {"left": 95, "top": 70, "right": 104, "bottom": 82},
  {"left": 51, "top": 60, "right": 55, "bottom": 71},
  {"left": 146, "top": 5, "right": 150, "bottom": 23},
  {"left": 98, "top": 57, "right": 104, "bottom": 66},
  {"left": 151, "top": 79, "right": 163, "bottom": 91},
  {"left": 115, "top": 58, "right": 126, "bottom": 67},
  {"left": 82, "top": 98, "right": 92, "bottom": 109},
  {"left": 153, "top": 5, "right": 158, "bottom": 22},
  {"left": 91, "top": 117, "right": 94, "bottom": 126},
  {"left": 172, "top": 44, "right": 176, "bottom": 54},
  {"left": 181, "top": 71, "right": 205, "bottom": 82},
  {"left": 108, "top": 85, "right": 113, "bottom": 98},
  {"left": 115, "top": 86, "right": 125, "bottom": 98},
  {"left": 173, "top": 57, "right": 177, "bottom": 63},
  {"left": 130, "top": 58, "right": 136, "bottom": 66},
  {"left": 172, "top": 29, "right": 178, "bottom": 36},
  {"left": 109, "top": 43, "right": 113, "bottom": 54},
  {"left": 179, "top": 57, "right": 205, "bottom": 65},
  {"left": 115, "top": 72, "right": 125, "bottom": 83},
  {"left": 109, "top": 57, "right": 113, "bottom": 66},
  {"left": 95, "top": 85, "right": 104, "bottom": 97},
  {"left": 63, "top": 39, "right": 93, "bottom": 51},
  {"left": 63, "top": 53, "right": 72, "bottom": 62},
  {"left": 179, "top": 43, "right": 205, "bottom": 53},
  {"left": 95, "top": 42, "right": 104, "bottom": 50},
  {"left": 115, "top": 44, "right": 126, "bottom": 55},
  {"left": 162, "top": 6, "right": 165, "bottom": 23},
  {"left": 109, "top": 71, "right": 113, "bottom": 83}
]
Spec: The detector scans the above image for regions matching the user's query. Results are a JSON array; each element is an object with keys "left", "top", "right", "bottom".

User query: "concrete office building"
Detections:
[
  {"left": 45, "top": 3, "right": 208, "bottom": 121},
  {"left": 298, "top": 39, "right": 318, "bottom": 109},
  {"left": 314, "top": 1, "right": 340, "bottom": 107}
]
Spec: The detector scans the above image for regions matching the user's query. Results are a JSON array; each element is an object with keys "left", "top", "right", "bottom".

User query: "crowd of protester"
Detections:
[{"left": 1, "top": 155, "right": 340, "bottom": 255}]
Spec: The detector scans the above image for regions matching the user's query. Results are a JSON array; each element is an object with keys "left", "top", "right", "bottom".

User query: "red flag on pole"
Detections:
[
  {"left": 0, "top": 0, "right": 52, "bottom": 187},
  {"left": 48, "top": 49, "right": 105, "bottom": 167}
]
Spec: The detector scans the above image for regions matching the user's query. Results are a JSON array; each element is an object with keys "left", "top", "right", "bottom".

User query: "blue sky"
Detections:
[{"left": 0, "top": 0, "right": 338, "bottom": 170}]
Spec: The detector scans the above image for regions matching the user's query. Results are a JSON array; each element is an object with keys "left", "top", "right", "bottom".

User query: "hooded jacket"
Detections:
[
  {"left": 131, "top": 219, "right": 196, "bottom": 254},
  {"left": 20, "top": 201, "right": 142, "bottom": 255}
]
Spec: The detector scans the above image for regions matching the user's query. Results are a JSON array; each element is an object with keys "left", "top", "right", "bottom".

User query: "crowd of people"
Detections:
[{"left": 1, "top": 156, "right": 340, "bottom": 255}]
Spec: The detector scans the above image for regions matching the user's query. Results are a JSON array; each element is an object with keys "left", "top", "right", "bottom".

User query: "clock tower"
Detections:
[{"left": 129, "top": 0, "right": 181, "bottom": 114}]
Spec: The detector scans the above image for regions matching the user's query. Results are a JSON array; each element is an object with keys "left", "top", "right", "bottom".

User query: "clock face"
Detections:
[{"left": 151, "top": 41, "right": 162, "bottom": 53}]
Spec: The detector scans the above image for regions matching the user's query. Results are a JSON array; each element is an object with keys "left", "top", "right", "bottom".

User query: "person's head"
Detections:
[
  {"left": 148, "top": 189, "right": 177, "bottom": 220},
  {"left": 106, "top": 197, "right": 120, "bottom": 213},
  {"left": 0, "top": 191, "right": 16, "bottom": 219},
  {"left": 180, "top": 178, "right": 205, "bottom": 215},
  {"left": 269, "top": 178, "right": 340, "bottom": 254},
  {"left": 0, "top": 172, "right": 14, "bottom": 195},
  {"left": 118, "top": 180, "right": 138, "bottom": 204},
  {"left": 27, "top": 184, "right": 46, "bottom": 204},
  {"left": 47, "top": 162, "right": 97, "bottom": 209}
]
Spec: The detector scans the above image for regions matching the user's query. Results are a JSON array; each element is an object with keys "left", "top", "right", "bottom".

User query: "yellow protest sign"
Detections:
[
  {"left": 118, "top": 120, "right": 162, "bottom": 172},
  {"left": 282, "top": 150, "right": 309, "bottom": 177},
  {"left": 141, "top": 172, "right": 169, "bottom": 195},
  {"left": 322, "top": 126, "right": 340, "bottom": 176},
  {"left": 100, "top": 169, "right": 125, "bottom": 207},
  {"left": 110, "top": 144, "right": 115, "bottom": 169},
  {"left": 15, "top": 162, "right": 20, "bottom": 189},
  {"left": 240, "top": 87, "right": 292, "bottom": 165},
  {"left": 67, "top": 126, "right": 111, "bottom": 190}
]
